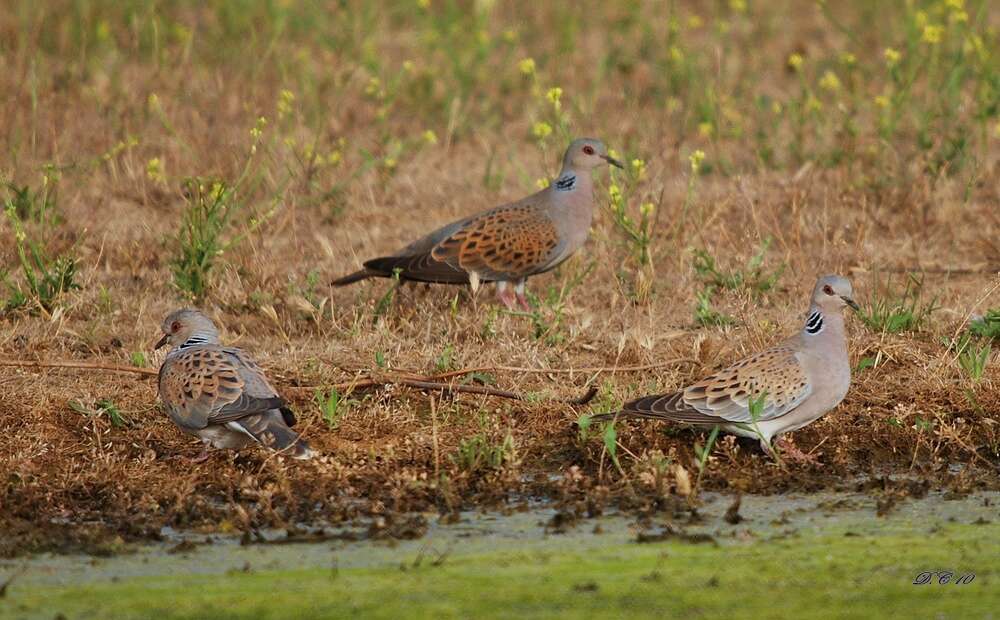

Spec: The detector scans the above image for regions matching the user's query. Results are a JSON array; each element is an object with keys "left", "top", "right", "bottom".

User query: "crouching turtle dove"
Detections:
[
  {"left": 589, "top": 275, "right": 859, "bottom": 463},
  {"left": 155, "top": 309, "right": 314, "bottom": 460},
  {"left": 332, "top": 138, "right": 623, "bottom": 311}
]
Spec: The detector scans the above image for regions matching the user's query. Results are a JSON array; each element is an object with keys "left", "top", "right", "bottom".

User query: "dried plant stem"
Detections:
[{"left": 0, "top": 359, "right": 159, "bottom": 376}]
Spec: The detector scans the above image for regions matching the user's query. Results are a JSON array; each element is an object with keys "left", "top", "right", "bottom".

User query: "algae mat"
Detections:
[{"left": 3, "top": 492, "right": 997, "bottom": 619}]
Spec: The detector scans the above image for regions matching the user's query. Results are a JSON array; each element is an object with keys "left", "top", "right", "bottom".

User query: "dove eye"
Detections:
[
  {"left": 822, "top": 285, "right": 834, "bottom": 295},
  {"left": 583, "top": 145, "right": 595, "bottom": 155},
  {"left": 171, "top": 321, "right": 181, "bottom": 332}
]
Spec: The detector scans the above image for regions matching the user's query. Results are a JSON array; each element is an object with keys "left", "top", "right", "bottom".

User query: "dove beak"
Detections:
[
  {"left": 841, "top": 296, "right": 860, "bottom": 311},
  {"left": 602, "top": 155, "right": 624, "bottom": 169},
  {"left": 154, "top": 334, "right": 170, "bottom": 350}
]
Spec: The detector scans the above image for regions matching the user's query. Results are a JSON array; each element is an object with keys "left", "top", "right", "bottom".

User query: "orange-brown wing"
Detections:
[
  {"left": 158, "top": 347, "right": 284, "bottom": 430},
  {"left": 430, "top": 204, "right": 561, "bottom": 280},
  {"left": 679, "top": 346, "right": 812, "bottom": 423}
]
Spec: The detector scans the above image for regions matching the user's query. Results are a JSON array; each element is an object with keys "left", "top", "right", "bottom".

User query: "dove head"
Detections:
[
  {"left": 562, "top": 138, "right": 623, "bottom": 171},
  {"left": 810, "top": 275, "right": 858, "bottom": 314},
  {"left": 155, "top": 308, "right": 221, "bottom": 350}
]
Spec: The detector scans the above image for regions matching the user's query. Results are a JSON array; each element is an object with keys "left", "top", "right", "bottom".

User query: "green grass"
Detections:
[{"left": 5, "top": 522, "right": 998, "bottom": 619}]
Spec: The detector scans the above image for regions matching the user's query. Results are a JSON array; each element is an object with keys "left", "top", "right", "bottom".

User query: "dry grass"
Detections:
[{"left": 2, "top": 1, "right": 1000, "bottom": 555}]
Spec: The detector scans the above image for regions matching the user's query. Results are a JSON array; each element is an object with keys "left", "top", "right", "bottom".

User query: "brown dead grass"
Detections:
[{"left": 1, "top": 1, "right": 1000, "bottom": 556}]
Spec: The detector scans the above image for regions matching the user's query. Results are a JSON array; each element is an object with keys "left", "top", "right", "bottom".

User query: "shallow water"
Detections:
[{"left": 4, "top": 489, "right": 997, "bottom": 589}]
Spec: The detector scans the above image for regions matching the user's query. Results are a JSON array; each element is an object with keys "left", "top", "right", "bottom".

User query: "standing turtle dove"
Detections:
[
  {"left": 589, "top": 275, "right": 859, "bottom": 463},
  {"left": 332, "top": 138, "right": 622, "bottom": 311},
  {"left": 155, "top": 309, "right": 313, "bottom": 460}
]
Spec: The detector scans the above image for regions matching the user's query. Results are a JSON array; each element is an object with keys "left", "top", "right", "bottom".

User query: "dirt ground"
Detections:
[{"left": 2, "top": 1, "right": 999, "bottom": 556}]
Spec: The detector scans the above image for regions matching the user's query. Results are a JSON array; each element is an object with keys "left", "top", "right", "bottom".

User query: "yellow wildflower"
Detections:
[
  {"left": 640, "top": 202, "right": 654, "bottom": 217},
  {"left": 819, "top": 70, "right": 841, "bottom": 92},
  {"left": 884, "top": 48, "right": 901, "bottom": 67},
  {"left": 417, "top": 0, "right": 430, "bottom": 9},
  {"left": 771, "top": 101, "right": 782, "bottom": 115},
  {"left": 921, "top": 24, "right": 943, "bottom": 45},
  {"left": 532, "top": 121, "right": 552, "bottom": 140},
  {"left": 945, "top": 0, "right": 964, "bottom": 8},
  {"left": 631, "top": 158, "right": 646, "bottom": 180},
  {"left": 788, "top": 53, "right": 804, "bottom": 71},
  {"left": 874, "top": 94, "right": 890, "bottom": 108},
  {"left": 502, "top": 29, "right": 517, "bottom": 43},
  {"left": 277, "top": 89, "right": 295, "bottom": 119},
  {"left": 805, "top": 95, "right": 822, "bottom": 113},
  {"left": 147, "top": 93, "right": 161, "bottom": 113},
  {"left": 840, "top": 52, "right": 856, "bottom": 66},
  {"left": 536, "top": 178, "right": 550, "bottom": 189},
  {"left": 698, "top": 122, "right": 713, "bottom": 138},
  {"left": 687, "top": 15, "right": 703, "bottom": 29},
  {"left": 146, "top": 158, "right": 165, "bottom": 183},
  {"left": 608, "top": 183, "right": 622, "bottom": 202},
  {"left": 422, "top": 129, "right": 438, "bottom": 145},
  {"left": 402, "top": 60, "right": 415, "bottom": 72},
  {"left": 518, "top": 58, "right": 536, "bottom": 76},
  {"left": 689, "top": 150, "right": 706, "bottom": 173},
  {"left": 950, "top": 10, "right": 968, "bottom": 23},
  {"left": 729, "top": 0, "right": 746, "bottom": 13},
  {"left": 915, "top": 10, "right": 928, "bottom": 28},
  {"left": 546, "top": 87, "right": 563, "bottom": 111},
  {"left": 669, "top": 46, "right": 684, "bottom": 63}
]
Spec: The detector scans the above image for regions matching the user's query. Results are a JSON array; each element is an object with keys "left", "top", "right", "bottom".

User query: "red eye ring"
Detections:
[
  {"left": 583, "top": 145, "right": 595, "bottom": 155},
  {"left": 822, "top": 285, "right": 834, "bottom": 295}
]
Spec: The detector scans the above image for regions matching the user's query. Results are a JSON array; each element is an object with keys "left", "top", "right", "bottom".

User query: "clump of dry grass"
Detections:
[{"left": 1, "top": 1, "right": 999, "bottom": 555}]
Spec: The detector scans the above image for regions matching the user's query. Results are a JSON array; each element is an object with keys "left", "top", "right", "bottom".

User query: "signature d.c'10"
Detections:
[{"left": 913, "top": 571, "right": 975, "bottom": 585}]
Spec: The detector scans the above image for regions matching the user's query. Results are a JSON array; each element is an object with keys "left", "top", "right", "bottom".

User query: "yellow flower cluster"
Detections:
[
  {"left": 921, "top": 24, "right": 944, "bottom": 45},
  {"left": 532, "top": 121, "right": 552, "bottom": 140},
  {"left": 146, "top": 158, "right": 165, "bottom": 183},
  {"left": 819, "top": 70, "right": 841, "bottom": 92},
  {"left": 546, "top": 87, "right": 563, "bottom": 111},
  {"left": 631, "top": 158, "right": 646, "bottom": 180},
  {"left": 689, "top": 150, "right": 706, "bottom": 173},
  {"left": 884, "top": 48, "right": 901, "bottom": 67},
  {"left": 277, "top": 89, "right": 295, "bottom": 120}
]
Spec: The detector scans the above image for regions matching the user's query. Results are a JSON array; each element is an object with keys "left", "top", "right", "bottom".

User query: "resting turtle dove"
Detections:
[{"left": 155, "top": 309, "right": 313, "bottom": 460}]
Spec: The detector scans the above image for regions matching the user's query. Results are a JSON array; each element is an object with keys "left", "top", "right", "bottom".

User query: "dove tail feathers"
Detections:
[
  {"left": 586, "top": 410, "right": 681, "bottom": 424},
  {"left": 235, "top": 411, "right": 315, "bottom": 459},
  {"left": 331, "top": 268, "right": 383, "bottom": 286}
]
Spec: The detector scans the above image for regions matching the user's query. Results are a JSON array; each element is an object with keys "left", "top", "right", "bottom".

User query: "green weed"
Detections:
[
  {"left": 858, "top": 275, "right": 938, "bottom": 334},
  {"left": 170, "top": 180, "right": 240, "bottom": 300},
  {"left": 692, "top": 238, "right": 785, "bottom": 298},
  {"left": 451, "top": 432, "right": 517, "bottom": 474}
]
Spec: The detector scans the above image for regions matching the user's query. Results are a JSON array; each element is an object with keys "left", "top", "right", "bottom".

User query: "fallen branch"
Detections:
[
  {"left": 0, "top": 359, "right": 601, "bottom": 405},
  {"left": 0, "top": 359, "right": 158, "bottom": 376},
  {"left": 288, "top": 377, "right": 598, "bottom": 405}
]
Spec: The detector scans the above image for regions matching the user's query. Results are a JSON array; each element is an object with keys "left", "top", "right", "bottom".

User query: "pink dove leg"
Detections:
[
  {"left": 514, "top": 279, "right": 531, "bottom": 312},
  {"left": 774, "top": 435, "right": 822, "bottom": 466},
  {"left": 496, "top": 281, "right": 518, "bottom": 311}
]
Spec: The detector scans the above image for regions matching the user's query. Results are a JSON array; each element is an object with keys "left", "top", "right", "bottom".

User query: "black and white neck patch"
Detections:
[
  {"left": 179, "top": 335, "right": 209, "bottom": 349},
  {"left": 553, "top": 174, "right": 576, "bottom": 191},
  {"left": 804, "top": 311, "right": 824, "bottom": 335}
]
